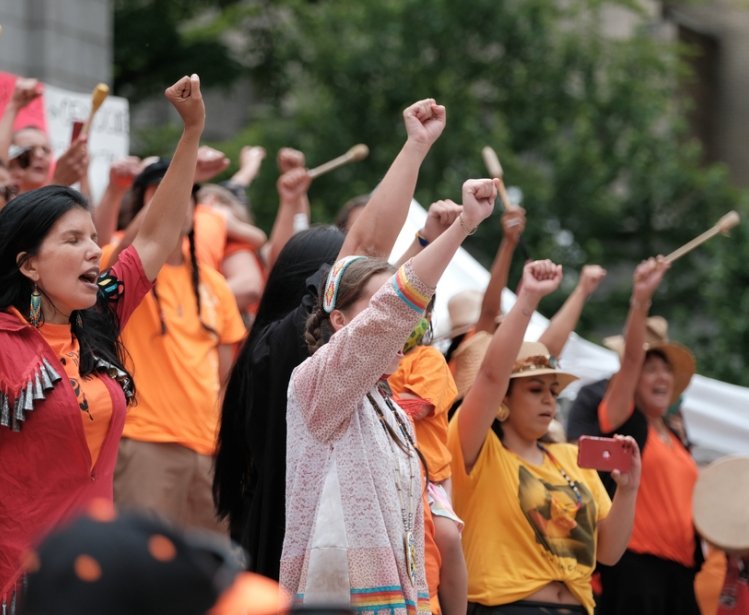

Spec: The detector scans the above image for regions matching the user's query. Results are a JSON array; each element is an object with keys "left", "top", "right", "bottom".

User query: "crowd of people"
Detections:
[{"left": 0, "top": 71, "right": 742, "bottom": 615}]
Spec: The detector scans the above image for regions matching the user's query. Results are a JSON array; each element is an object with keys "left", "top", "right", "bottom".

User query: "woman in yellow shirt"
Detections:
[{"left": 448, "top": 260, "right": 642, "bottom": 615}]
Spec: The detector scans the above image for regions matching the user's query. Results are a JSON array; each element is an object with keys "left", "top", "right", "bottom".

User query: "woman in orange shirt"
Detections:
[{"left": 589, "top": 257, "right": 700, "bottom": 615}]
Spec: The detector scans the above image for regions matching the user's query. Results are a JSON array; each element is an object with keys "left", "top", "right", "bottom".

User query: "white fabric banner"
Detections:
[
  {"left": 392, "top": 201, "right": 749, "bottom": 459},
  {"left": 44, "top": 83, "right": 129, "bottom": 203}
]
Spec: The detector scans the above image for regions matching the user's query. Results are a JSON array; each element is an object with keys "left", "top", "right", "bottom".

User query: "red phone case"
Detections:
[
  {"left": 70, "top": 120, "right": 84, "bottom": 143},
  {"left": 577, "top": 436, "right": 632, "bottom": 473}
]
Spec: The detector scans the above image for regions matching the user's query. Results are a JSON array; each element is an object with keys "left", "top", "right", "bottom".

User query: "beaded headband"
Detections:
[{"left": 323, "top": 255, "right": 366, "bottom": 313}]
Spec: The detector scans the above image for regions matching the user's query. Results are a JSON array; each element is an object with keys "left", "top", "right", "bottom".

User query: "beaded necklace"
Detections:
[
  {"left": 537, "top": 443, "right": 582, "bottom": 510},
  {"left": 366, "top": 381, "right": 419, "bottom": 586}
]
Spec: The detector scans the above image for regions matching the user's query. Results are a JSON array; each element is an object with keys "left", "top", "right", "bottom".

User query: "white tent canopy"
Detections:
[{"left": 392, "top": 201, "right": 749, "bottom": 459}]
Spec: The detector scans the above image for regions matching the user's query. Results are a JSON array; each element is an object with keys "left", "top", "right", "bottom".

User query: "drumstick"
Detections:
[
  {"left": 308, "top": 144, "right": 369, "bottom": 180},
  {"left": 664, "top": 210, "right": 740, "bottom": 264},
  {"left": 80, "top": 83, "right": 110, "bottom": 138},
  {"left": 481, "top": 146, "right": 514, "bottom": 211}
]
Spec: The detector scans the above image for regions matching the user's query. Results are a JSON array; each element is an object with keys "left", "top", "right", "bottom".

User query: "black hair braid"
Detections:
[
  {"left": 151, "top": 284, "right": 168, "bottom": 335},
  {"left": 188, "top": 229, "right": 218, "bottom": 338}
]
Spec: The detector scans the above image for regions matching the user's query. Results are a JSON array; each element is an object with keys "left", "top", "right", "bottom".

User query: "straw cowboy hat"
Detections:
[
  {"left": 603, "top": 316, "right": 696, "bottom": 407},
  {"left": 451, "top": 330, "right": 492, "bottom": 399},
  {"left": 509, "top": 341, "right": 578, "bottom": 392},
  {"left": 447, "top": 289, "right": 483, "bottom": 339},
  {"left": 452, "top": 338, "right": 578, "bottom": 401}
]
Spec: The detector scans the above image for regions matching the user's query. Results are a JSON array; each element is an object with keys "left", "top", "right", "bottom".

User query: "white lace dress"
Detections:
[{"left": 282, "top": 262, "right": 433, "bottom": 614}]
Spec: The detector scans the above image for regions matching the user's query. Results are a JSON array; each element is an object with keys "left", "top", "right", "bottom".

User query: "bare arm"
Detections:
[
  {"left": 221, "top": 250, "right": 264, "bottom": 310},
  {"left": 218, "top": 343, "right": 237, "bottom": 401},
  {"left": 93, "top": 156, "right": 141, "bottom": 246},
  {"left": 458, "top": 260, "right": 563, "bottom": 470},
  {"left": 596, "top": 435, "right": 641, "bottom": 564},
  {"left": 131, "top": 74, "right": 205, "bottom": 281},
  {"left": 393, "top": 198, "right": 463, "bottom": 267},
  {"left": 475, "top": 207, "right": 526, "bottom": 334},
  {"left": 600, "top": 257, "right": 669, "bottom": 431},
  {"left": 0, "top": 78, "right": 41, "bottom": 163},
  {"left": 539, "top": 264, "right": 606, "bottom": 357},
  {"left": 338, "top": 98, "right": 446, "bottom": 260},
  {"left": 265, "top": 166, "right": 311, "bottom": 269},
  {"left": 229, "top": 145, "right": 266, "bottom": 187},
  {"left": 223, "top": 214, "right": 267, "bottom": 249}
]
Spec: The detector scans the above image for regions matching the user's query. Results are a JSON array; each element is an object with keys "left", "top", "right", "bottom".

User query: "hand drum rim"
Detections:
[{"left": 692, "top": 455, "right": 749, "bottom": 555}]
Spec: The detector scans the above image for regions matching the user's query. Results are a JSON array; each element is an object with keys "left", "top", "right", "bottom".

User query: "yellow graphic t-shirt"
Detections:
[{"left": 448, "top": 413, "right": 611, "bottom": 614}]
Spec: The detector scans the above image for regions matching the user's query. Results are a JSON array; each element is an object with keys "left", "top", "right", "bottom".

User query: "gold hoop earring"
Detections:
[{"left": 497, "top": 403, "right": 510, "bottom": 422}]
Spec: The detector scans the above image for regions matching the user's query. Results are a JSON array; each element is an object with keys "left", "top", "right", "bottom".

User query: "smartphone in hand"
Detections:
[
  {"left": 70, "top": 120, "right": 84, "bottom": 144},
  {"left": 577, "top": 435, "right": 633, "bottom": 473}
]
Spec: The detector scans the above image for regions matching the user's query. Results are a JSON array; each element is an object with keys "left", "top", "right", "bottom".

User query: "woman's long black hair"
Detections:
[
  {"left": 0, "top": 185, "right": 133, "bottom": 398},
  {"left": 213, "top": 225, "right": 344, "bottom": 530}
]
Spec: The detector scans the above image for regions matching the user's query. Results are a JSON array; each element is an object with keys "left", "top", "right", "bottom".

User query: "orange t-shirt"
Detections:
[
  {"left": 628, "top": 424, "right": 698, "bottom": 566},
  {"left": 389, "top": 345, "right": 457, "bottom": 482},
  {"left": 119, "top": 258, "right": 247, "bottom": 455},
  {"left": 39, "top": 323, "right": 113, "bottom": 467},
  {"left": 194, "top": 203, "right": 228, "bottom": 271}
]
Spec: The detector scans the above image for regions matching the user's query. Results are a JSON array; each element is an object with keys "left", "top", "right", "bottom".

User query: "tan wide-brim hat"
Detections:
[
  {"left": 509, "top": 341, "right": 579, "bottom": 392},
  {"left": 451, "top": 330, "right": 492, "bottom": 399},
  {"left": 447, "top": 289, "right": 483, "bottom": 338},
  {"left": 603, "top": 316, "right": 696, "bottom": 406},
  {"left": 451, "top": 337, "right": 578, "bottom": 401}
]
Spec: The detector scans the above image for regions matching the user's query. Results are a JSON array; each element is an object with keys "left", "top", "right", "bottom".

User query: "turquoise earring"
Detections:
[{"left": 29, "top": 283, "right": 42, "bottom": 327}]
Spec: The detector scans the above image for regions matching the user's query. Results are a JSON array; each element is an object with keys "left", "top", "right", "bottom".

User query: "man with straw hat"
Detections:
[{"left": 566, "top": 257, "right": 700, "bottom": 615}]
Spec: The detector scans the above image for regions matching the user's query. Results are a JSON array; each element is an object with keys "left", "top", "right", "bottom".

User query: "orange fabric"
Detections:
[
  {"left": 118, "top": 257, "right": 247, "bottom": 455},
  {"left": 194, "top": 204, "right": 227, "bottom": 271},
  {"left": 210, "top": 571, "right": 291, "bottom": 615},
  {"left": 597, "top": 395, "right": 634, "bottom": 434},
  {"left": 38, "top": 323, "right": 113, "bottom": 467},
  {"left": 389, "top": 345, "right": 457, "bottom": 482},
  {"left": 695, "top": 547, "right": 727, "bottom": 615},
  {"left": 628, "top": 424, "right": 698, "bottom": 567},
  {"left": 423, "top": 489, "right": 442, "bottom": 615}
]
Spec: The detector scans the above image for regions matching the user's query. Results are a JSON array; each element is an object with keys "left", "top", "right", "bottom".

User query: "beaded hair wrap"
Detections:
[
  {"left": 96, "top": 270, "right": 124, "bottom": 302},
  {"left": 322, "top": 255, "right": 366, "bottom": 313}
]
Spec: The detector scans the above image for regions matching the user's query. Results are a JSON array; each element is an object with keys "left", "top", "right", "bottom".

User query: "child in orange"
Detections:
[{"left": 389, "top": 299, "right": 467, "bottom": 615}]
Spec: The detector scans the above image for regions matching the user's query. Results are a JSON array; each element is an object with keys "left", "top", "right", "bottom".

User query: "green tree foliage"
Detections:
[
  {"left": 113, "top": 0, "right": 249, "bottom": 101},
  {"left": 115, "top": 0, "right": 749, "bottom": 384}
]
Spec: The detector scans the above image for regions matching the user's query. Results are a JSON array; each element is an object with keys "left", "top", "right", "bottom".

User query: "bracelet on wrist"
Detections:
[
  {"left": 459, "top": 214, "right": 478, "bottom": 236},
  {"left": 415, "top": 229, "right": 430, "bottom": 248}
]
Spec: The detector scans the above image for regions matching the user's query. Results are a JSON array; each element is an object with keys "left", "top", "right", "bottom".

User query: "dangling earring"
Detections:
[
  {"left": 497, "top": 403, "right": 511, "bottom": 422},
  {"left": 29, "top": 283, "right": 42, "bottom": 328}
]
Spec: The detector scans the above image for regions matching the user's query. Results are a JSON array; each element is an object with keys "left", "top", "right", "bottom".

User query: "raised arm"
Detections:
[
  {"left": 296, "top": 179, "right": 496, "bottom": 441},
  {"left": 0, "top": 78, "right": 41, "bottom": 164},
  {"left": 131, "top": 74, "right": 205, "bottom": 280},
  {"left": 264, "top": 166, "right": 311, "bottom": 269},
  {"left": 93, "top": 156, "right": 141, "bottom": 246},
  {"left": 338, "top": 98, "right": 446, "bottom": 259},
  {"left": 600, "top": 257, "right": 669, "bottom": 432},
  {"left": 475, "top": 207, "right": 526, "bottom": 334},
  {"left": 539, "top": 264, "right": 606, "bottom": 357},
  {"left": 458, "top": 260, "right": 563, "bottom": 470},
  {"left": 393, "top": 198, "right": 463, "bottom": 267}
]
